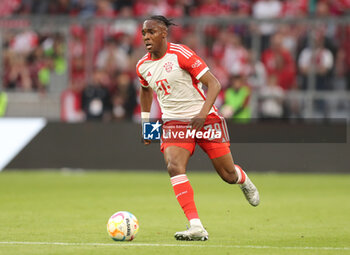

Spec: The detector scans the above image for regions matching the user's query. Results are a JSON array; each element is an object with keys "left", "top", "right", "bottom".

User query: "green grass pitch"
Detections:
[{"left": 0, "top": 170, "right": 349, "bottom": 255}]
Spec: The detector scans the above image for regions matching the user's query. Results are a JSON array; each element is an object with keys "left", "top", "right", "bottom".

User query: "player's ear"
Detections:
[{"left": 161, "top": 27, "right": 167, "bottom": 38}]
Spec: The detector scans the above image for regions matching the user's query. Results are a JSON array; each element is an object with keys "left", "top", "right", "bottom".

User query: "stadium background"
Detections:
[
  {"left": 0, "top": 1, "right": 350, "bottom": 254},
  {"left": 0, "top": 0, "right": 349, "bottom": 172}
]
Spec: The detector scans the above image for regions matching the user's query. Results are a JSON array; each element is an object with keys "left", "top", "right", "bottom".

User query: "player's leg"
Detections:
[
  {"left": 164, "top": 145, "right": 190, "bottom": 177},
  {"left": 164, "top": 145, "right": 208, "bottom": 241},
  {"left": 211, "top": 152, "right": 260, "bottom": 206},
  {"left": 199, "top": 113, "right": 260, "bottom": 206},
  {"left": 210, "top": 151, "right": 238, "bottom": 184}
]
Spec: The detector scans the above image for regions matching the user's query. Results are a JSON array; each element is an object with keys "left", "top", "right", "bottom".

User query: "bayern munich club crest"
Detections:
[{"left": 163, "top": 62, "right": 173, "bottom": 72}]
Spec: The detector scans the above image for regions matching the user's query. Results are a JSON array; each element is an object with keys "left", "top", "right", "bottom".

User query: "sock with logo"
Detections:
[
  {"left": 234, "top": 164, "right": 247, "bottom": 184},
  {"left": 170, "top": 174, "right": 200, "bottom": 222}
]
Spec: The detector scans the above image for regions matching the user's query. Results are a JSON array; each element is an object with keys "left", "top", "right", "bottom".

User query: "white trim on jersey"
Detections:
[
  {"left": 170, "top": 45, "right": 193, "bottom": 57},
  {"left": 170, "top": 48, "right": 191, "bottom": 59},
  {"left": 170, "top": 43, "right": 193, "bottom": 56},
  {"left": 217, "top": 114, "right": 230, "bottom": 142},
  {"left": 196, "top": 67, "right": 209, "bottom": 80},
  {"left": 170, "top": 44, "right": 193, "bottom": 59}
]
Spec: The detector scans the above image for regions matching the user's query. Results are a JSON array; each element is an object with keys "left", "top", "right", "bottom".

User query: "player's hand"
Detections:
[
  {"left": 189, "top": 113, "right": 207, "bottom": 131},
  {"left": 143, "top": 139, "right": 151, "bottom": 145},
  {"left": 141, "top": 125, "right": 151, "bottom": 145}
]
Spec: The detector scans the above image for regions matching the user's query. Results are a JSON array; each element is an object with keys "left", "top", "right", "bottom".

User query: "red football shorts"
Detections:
[{"left": 160, "top": 113, "right": 230, "bottom": 159}]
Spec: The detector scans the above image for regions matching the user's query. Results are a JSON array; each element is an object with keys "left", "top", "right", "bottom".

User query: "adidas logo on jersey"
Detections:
[{"left": 147, "top": 71, "right": 152, "bottom": 77}]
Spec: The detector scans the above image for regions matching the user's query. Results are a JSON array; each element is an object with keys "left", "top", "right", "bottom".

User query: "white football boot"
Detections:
[
  {"left": 240, "top": 176, "right": 260, "bottom": 206},
  {"left": 174, "top": 226, "right": 209, "bottom": 241}
]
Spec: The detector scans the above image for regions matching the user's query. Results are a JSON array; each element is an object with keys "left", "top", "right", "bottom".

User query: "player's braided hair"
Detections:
[{"left": 148, "top": 15, "right": 176, "bottom": 28}]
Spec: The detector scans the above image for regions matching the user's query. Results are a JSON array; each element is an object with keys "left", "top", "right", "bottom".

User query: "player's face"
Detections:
[{"left": 142, "top": 20, "right": 166, "bottom": 54}]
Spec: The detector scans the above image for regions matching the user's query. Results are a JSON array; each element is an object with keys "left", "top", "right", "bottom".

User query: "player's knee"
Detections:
[{"left": 167, "top": 161, "right": 185, "bottom": 177}]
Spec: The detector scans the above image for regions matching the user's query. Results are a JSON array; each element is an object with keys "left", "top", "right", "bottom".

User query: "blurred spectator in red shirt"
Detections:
[
  {"left": 0, "top": 0, "right": 21, "bottom": 16},
  {"left": 261, "top": 33, "right": 296, "bottom": 90},
  {"left": 212, "top": 30, "right": 236, "bottom": 84},
  {"left": 212, "top": 30, "right": 228, "bottom": 59},
  {"left": 222, "top": 33, "right": 250, "bottom": 76},
  {"left": 69, "top": 25, "right": 87, "bottom": 82},
  {"left": 330, "top": 0, "right": 350, "bottom": 16},
  {"left": 281, "top": 0, "right": 308, "bottom": 17},
  {"left": 61, "top": 80, "right": 85, "bottom": 122},
  {"left": 191, "top": 0, "right": 229, "bottom": 16},
  {"left": 337, "top": 25, "right": 350, "bottom": 90},
  {"left": 191, "top": 0, "right": 229, "bottom": 48},
  {"left": 167, "top": 0, "right": 187, "bottom": 17},
  {"left": 95, "top": 0, "right": 116, "bottom": 17}
]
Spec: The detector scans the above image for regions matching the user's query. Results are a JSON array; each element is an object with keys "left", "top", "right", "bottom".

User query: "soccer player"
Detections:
[{"left": 136, "top": 16, "right": 260, "bottom": 241}]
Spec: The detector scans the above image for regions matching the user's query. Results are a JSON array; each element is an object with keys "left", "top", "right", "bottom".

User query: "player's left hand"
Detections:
[
  {"left": 143, "top": 139, "right": 151, "bottom": 145},
  {"left": 189, "top": 113, "right": 207, "bottom": 131}
]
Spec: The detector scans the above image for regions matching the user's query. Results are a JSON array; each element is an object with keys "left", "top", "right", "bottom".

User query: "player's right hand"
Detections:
[{"left": 141, "top": 123, "right": 151, "bottom": 145}]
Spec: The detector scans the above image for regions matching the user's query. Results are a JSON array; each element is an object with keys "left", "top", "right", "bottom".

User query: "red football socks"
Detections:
[
  {"left": 170, "top": 174, "right": 199, "bottom": 221},
  {"left": 234, "top": 164, "right": 247, "bottom": 184}
]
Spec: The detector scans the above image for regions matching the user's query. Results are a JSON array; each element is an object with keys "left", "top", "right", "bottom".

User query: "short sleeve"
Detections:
[
  {"left": 176, "top": 45, "right": 209, "bottom": 80},
  {"left": 136, "top": 65, "right": 149, "bottom": 88}
]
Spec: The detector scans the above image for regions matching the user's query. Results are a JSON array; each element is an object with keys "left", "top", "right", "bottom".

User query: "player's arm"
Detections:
[
  {"left": 190, "top": 71, "right": 221, "bottom": 130},
  {"left": 140, "top": 86, "right": 153, "bottom": 113},
  {"left": 140, "top": 86, "right": 153, "bottom": 145}
]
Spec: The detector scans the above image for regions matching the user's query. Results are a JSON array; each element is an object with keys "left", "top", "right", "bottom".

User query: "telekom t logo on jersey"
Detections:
[{"left": 156, "top": 79, "right": 171, "bottom": 95}]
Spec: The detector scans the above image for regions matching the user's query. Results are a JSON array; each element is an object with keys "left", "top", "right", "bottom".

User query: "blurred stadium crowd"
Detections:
[{"left": 1, "top": 0, "right": 350, "bottom": 121}]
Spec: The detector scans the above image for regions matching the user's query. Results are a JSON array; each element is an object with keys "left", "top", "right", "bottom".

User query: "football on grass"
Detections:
[{"left": 107, "top": 211, "right": 139, "bottom": 241}]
